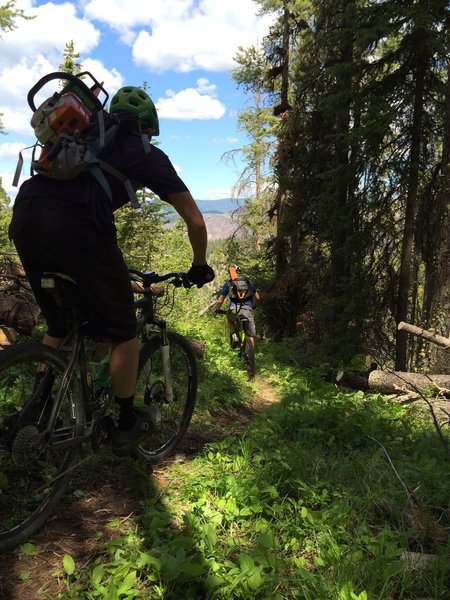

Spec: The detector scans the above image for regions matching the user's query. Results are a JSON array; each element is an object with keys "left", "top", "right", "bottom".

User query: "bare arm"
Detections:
[
  {"left": 168, "top": 191, "right": 208, "bottom": 265},
  {"left": 215, "top": 294, "right": 226, "bottom": 309}
]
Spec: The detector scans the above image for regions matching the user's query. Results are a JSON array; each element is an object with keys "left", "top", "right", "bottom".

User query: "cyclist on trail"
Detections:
[
  {"left": 9, "top": 85, "right": 215, "bottom": 457},
  {"left": 214, "top": 265, "right": 259, "bottom": 350}
]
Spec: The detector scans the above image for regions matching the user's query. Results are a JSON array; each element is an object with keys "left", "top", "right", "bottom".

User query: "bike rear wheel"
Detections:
[
  {"left": 242, "top": 337, "right": 256, "bottom": 380},
  {"left": 134, "top": 331, "right": 197, "bottom": 462},
  {"left": 0, "top": 343, "right": 84, "bottom": 550}
]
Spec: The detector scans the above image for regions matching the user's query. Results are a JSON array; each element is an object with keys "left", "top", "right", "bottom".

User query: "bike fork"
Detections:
[{"left": 160, "top": 326, "right": 174, "bottom": 403}]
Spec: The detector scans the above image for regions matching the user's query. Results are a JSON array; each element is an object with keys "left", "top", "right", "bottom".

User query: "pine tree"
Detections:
[{"left": 58, "top": 40, "right": 82, "bottom": 76}]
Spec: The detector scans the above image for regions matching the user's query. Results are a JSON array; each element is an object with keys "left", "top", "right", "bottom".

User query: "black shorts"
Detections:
[
  {"left": 9, "top": 198, "right": 136, "bottom": 342},
  {"left": 228, "top": 303, "right": 256, "bottom": 337}
]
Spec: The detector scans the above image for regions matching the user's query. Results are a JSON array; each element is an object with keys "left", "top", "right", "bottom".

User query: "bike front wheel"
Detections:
[
  {"left": 134, "top": 331, "right": 197, "bottom": 462},
  {"left": 0, "top": 343, "right": 84, "bottom": 551}
]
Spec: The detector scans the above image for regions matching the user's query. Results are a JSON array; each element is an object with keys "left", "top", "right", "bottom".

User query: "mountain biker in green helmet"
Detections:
[
  {"left": 110, "top": 86, "right": 160, "bottom": 137},
  {"left": 9, "top": 80, "right": 215, "bottom": 457}
]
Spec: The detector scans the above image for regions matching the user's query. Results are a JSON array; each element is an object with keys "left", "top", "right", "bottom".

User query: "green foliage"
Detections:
[
  {"left": 228, "top": 0, "right": 450, "bottom": 367},
  {"left": 0, "top": 0, "right": 33, "bottom": 36},
  {"left": 55, "top": 337, "right": 449, "bottom": 599},
  {"left": 63, "top": 554, "right": 76, "bottom": 576},
  {"left": 0, "top": 184, "right": 14, "bottom": 252},
  {"left": 58, "top": 40, "right": 82, "bottom": 77}
]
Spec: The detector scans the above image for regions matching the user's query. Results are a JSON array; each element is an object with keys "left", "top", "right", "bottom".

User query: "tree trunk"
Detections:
[
  {"left": 337, "top": 369, "right": 450, "bottom": 396},
  {"left": 395, "top": 22, "right": 428, "bottom": 371},
  {"left": 329, "top": 0, "right": 354, "bottom": 301},
  {"left": 422, "top": 63, "right": 450, "bottom": 374},
  {"left": 398, "top": 321, "right": 450, "bottom": 350}
]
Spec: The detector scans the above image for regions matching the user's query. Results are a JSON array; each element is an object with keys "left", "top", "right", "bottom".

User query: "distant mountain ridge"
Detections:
[
  {"left": 166, "top": 198, "right": 244, "bottom": 240},
  {"left": 195, "top": 198, "right": 243, "bottom": 215}
]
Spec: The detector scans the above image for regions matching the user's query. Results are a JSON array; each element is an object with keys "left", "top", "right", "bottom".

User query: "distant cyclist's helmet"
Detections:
[{"left": 110, "top": 86, "right": 160, "bottom": 136}]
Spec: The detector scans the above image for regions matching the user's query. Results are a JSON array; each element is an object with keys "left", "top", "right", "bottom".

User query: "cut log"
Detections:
[
  {"left": 0, "top": 297, "right": 40, "bottom": 335},
  {"left": 398, "top": 321, "right": 450, "bottom": 350},
  {"left": 337, "top": 369, "right": 450, "bottom": 397},
  {"left": 336, "top": 370, "right": 370, "bottom": 391},
  {"left": 0, "top": 326, "right": 19, "bottom": 347}
]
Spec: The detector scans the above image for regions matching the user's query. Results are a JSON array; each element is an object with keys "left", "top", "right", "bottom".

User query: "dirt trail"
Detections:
[{"left": 0, "top": 377, "right": 279, "bottom": 599}]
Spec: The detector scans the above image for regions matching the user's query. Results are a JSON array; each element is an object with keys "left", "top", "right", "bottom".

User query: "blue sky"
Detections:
[{"left": 0, "top": 0, "right": 274, "bottom": 201}]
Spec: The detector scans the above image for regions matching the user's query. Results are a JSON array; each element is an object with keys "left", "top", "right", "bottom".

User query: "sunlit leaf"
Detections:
[{"left": 63, "top": 554, "right": 76, "bottom": 576}]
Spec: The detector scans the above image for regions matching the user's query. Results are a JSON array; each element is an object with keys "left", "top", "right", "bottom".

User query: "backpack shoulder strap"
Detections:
[
  {"left": 96, "top": 159, "right": 141, "bottom": 209},
  {"left": 95, "top": 116, "right": 142, "bottom": 209}
]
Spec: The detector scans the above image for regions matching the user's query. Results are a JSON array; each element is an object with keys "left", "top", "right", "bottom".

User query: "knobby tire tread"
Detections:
[
  {"left": 0, "top": 342, "right": 84, "bottom": 551},
  {"left": 135, "top": 331, "right": 197, "bottom": 462}
]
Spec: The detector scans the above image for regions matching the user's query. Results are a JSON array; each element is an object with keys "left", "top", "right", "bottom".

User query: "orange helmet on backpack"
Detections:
[{"left": 228, "top": 265, "right": 240, "bottom": 280}]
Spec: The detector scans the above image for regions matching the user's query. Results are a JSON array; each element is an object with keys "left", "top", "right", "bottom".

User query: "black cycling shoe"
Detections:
[{"left": 111, "top": 407, "right": 161, "bottom": 457}]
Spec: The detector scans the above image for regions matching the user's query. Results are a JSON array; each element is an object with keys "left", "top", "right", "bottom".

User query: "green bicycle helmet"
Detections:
[{"left": 110, "top": 86, "right": 159, "bottom": 136}]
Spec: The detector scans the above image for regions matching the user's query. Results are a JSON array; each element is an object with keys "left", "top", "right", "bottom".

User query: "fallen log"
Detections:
[
  {"left": 398, "top": 321, "right": 450, "bottom": 350},
  {"left": 0, "top": 326, "right": 19, "bottom": 347},
  {"left": 0, "top": 297, "right": 40, "bottom": 335},
  {"left": 0, "top": 258, "right": 41, "bottom": 344},
  {"left": 336, "top": 369, "right": 450, "bottom": 397}
]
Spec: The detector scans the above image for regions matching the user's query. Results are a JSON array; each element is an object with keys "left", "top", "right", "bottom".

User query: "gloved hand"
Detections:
[{"left": 187, "top": 263, "right": 215, "bottom": 287}]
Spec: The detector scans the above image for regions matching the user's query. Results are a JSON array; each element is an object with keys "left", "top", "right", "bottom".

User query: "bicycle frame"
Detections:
[
  {"left": 230, "top": 311, "right": 250, "bottom": 350},
  {"left": 37, "top": 268, "right": 192, "bottom": 449},
  {"left": 0, "top": 267, "right": 197, "bottom": 551},
  {"left": 25, "top": 274, "right": 92, "bottom": 449},
  {"left": 215, "top": 306, "right": 255, "bottom": 379}
]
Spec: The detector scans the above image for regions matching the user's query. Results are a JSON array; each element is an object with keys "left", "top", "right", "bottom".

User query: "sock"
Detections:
[{"left": 115, "top": 395, "right": 136, "bottom": 430}]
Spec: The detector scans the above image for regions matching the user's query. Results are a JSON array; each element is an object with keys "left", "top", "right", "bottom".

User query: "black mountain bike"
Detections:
[
  {"left": 216, "top": 308, "right": 256, "bottom": 380},
  {"left": 0, "top": 268, "right": 197, "bottom": 551}
]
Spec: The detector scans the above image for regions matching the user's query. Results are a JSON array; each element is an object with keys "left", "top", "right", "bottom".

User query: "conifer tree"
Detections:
[{"left": 58, "top": 40, "right": 82, "bottom": 76}]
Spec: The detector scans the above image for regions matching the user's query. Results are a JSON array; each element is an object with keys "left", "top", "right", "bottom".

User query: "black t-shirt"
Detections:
[{"left": 13, "top": 129, "right": 189, "bottom": 230}]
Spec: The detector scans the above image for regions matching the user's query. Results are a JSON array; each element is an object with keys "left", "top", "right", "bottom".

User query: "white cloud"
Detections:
[
  {"left": 199, "top": 187, "right": 233, "bottom": 200},
  {"left": 212, "top": 137, "right": 239, "bottom": 144},
  {"left": 79, "top": 59, "right": 124, "bottom": 98},
  {"left": 0, "top": 1, "right": 105, "bottom": 136},
  {"left": 126, "top": 0, "right": 274, "bottom": 73},
  {"left": 0, "top": 0, "right": 274, "bottom": 198},
  {"left": 157, "top": 79, "right": 225, "bottom": 120},
  {"left": 0, "top": 0, "right": 273, "bottom": 134},
  {"left": 0, "top": 168, "right": 22, "bottom": 196},
  {"left": 0, "top": 62, "right": 122, "bottom": 137},
  {"left": 84, "top": 0, "right": 191, "bottom": 44},
  {"left": 0, "top": 1, "right": 100, "bottom": 70},
  {"left": 0, "top": 142, "right": 28, "bottom": 161}
]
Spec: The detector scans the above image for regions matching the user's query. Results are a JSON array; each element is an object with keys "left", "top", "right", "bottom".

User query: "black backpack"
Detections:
[
  {"left": 13, "top": 71, "right": 144, "bottom": 209},
  {"left": 229, "top": 274, "right": 252, "bottom": 302}
]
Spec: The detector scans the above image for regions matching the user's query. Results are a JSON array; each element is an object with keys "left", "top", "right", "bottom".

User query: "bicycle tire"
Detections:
[
  {"left": 134, "top": 331, "right": 197, "bottom": 462},
  {"left": 0, "top": 343, "right": 84, "bottom": 551},
  {"left": 243, "top": 337, "right": 256, "bottom": 380}
]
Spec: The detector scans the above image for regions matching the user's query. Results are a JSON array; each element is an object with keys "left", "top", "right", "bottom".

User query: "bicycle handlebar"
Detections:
[{"left": 128, "top": 268, "right": 193, "bottom": 289}]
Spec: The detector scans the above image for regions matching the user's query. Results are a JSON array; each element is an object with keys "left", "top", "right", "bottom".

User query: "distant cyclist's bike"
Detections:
[
  {"left": 216, "top": 308, "right": 256, "bottom": 380},
  {"left": 0, "top": 268, "right": 197, "bottom": 551}
]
